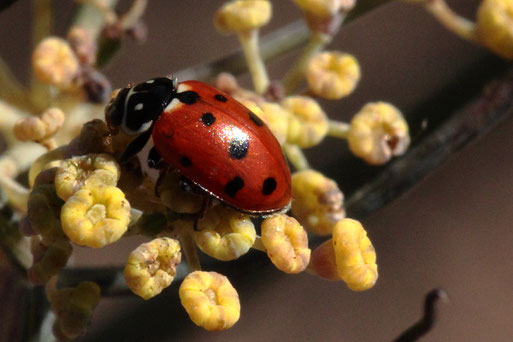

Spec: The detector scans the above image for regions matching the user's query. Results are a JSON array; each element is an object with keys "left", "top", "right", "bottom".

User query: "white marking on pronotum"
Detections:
[
  {"left": 146, "top": 79, "right": 155, "bottom": 84},
  {"left": 135, "top": 103, "right": 144, "bottom": 111}
]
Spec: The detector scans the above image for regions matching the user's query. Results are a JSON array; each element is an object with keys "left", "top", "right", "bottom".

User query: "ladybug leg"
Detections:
[
  {"left": 193, "top": 196, "right": 212, "bottom": 231},
  {"left": 147, "top": 146, "right": 162, "bottom": 169},
  {"left": 119, "top": 127, "right": 153, "bottom": 163}
]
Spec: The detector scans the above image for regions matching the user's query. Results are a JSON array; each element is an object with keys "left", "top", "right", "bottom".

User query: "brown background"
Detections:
[{"left": 1, "top": 0, "right": 513, "bottom": 341}]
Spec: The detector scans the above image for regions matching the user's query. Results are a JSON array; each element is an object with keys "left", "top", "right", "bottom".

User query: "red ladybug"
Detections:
[{"left": 106, "top": 76, "right": 291, "bottom": 215}]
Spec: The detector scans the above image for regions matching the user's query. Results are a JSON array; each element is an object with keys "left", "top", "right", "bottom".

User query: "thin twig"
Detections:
[{"left": 393, "top": 289, "right": 448, "bottom": 342}]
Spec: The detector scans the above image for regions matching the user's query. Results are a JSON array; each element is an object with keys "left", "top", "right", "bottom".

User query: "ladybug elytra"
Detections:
[{"left": 106, "top": 76, "right": 291, "bottom": 215}]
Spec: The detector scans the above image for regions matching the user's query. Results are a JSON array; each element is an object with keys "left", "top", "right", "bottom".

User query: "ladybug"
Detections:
[{"left": 105, "top": 76, "right": 291, "bottom": 215}]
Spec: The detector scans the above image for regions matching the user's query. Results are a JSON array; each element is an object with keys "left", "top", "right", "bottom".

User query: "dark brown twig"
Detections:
[{"left": 393, "top": 289, "right": 448, "bottom": 342}]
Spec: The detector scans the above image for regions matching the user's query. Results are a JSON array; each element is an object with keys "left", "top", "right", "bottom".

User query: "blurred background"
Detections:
[{"left": 1, "top": 0, "right": 513, "bottom": 341}]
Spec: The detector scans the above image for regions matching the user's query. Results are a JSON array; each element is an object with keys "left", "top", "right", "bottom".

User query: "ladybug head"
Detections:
[{"left": 105, "top": 76, "right": 178, "bottom": 136}]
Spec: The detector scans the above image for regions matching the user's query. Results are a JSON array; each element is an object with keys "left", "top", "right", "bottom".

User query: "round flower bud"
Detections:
[
  {"left": 55, "top": 154, "right": 120, "bottom": 201},
  {"left": 282, "top": 96, "right": 329, "bottom": 148},
  {"left": 291, "top": 169, "right": 345, "bottom": 235},
  {"left": 195, "top": 206, "right": 256, "bottom": 261},
  {"left": 309, "top": 239, "right": 339, "bottom": 280},
  {"left": 179, "top": 271, "right": 240, "bottom": 331},
  {"left": 215, "top": 0, "right": 272, "bottom": 34},
  {"left": 293, "top": 0, "right": 356, "bottom": 18},
  {"left": 258, "top": 102, "right": 290, "bottom": 145},
  {"left": 124, "top": 237, "right": 182, "bottom": 300},
  {"left": 476, "top": 0, "right": 513, "bottom": 60},
  {"left": 61, "top": 185, "right": 130, "bottom": 248},
  {"left": 32, "top": 37, "right": 80, "bottom": 89},
  {"left": 261, "top": 214, "right": 311, "bottom": 274},
  {"left": 14, "top": 107, "right": 65, "bottom": 142},
  {"left": 28, "top": 239, "right": 72, "bottom": 285},
  {"left": 306, "top": 51, "right": 360, "bottom": 99},
  {"left": 347, "top": 102, "right": 410, "bottom": 165},
  {"left": 332, "top": 218, "right": 378, "bottom": 291}
]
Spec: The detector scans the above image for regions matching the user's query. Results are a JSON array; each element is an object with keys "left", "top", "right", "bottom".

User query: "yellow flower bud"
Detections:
[
  {"left": 195, "top": 206, "right": 256, "bottom": 261},
  {"left": 215, "top": 0, "right": 272, "bottom": 34},
  {"left": 309, "top": 239, "right": 339, "bottom": 280},
  {"left": 157, "top": 171, "right": 202, "bottom": 214},
  {"left": 179, "top": 271, "right": 240, "bottom": 331},
  {"left": 124, "top": 237, "right": 181, "bottom": 300},
  {"left": 46, "top": 278, "right": 101, "bottom": 340},
  {"left": 261, "top": 214, "right": 311, "bottom": 274},
  {"left": 347, "top": 102, "right": 410, "bottom": 165},
  {"left": 61, "top": 185, "right": 130, "bottom": 248},
  {"left": 332, "top": 218, "right": 378, "bottom": 291},
  {"left": 32, "top": 37, "right": 80, "bottom": 89},
  {"left": 291, "top": 169, "right": 345, "bottom": 236},
  {"left": 294, "top": 0, "right": 355, "bottom": 18},
  {"left": 306, "top": 51, "right": 360, "bottom": 100},
  {"left": 258, "top": 102, "right": 290, "bottom": 145},
  {"left": 282, "top": 96, "right": 329, "bottom": 148},
  {"left": 55, "top": 154, "right": 120, "bottom": 201},
  {"left": 13, "top": 107, "right": 65, "bottom": 142},
  {"left": 476, "top": 0, "right": 513, "bottom": 60}
]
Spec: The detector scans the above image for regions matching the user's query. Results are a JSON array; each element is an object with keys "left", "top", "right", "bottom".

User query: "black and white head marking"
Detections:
[{"left": 120, "top": 77, "right": 177, "bottom": 135}]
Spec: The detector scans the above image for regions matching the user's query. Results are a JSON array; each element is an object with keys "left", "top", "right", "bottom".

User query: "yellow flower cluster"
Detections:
[
  {"left": 261, "top": 214, "right": 311, "bottom": 274},
  {"left": 291, "top": 169, "right": 345, "bottom": 235},
  {"left": 124, "top": 237, "right": 182, "bottom": 300},
  {"left": 195, "top": 206, "right": 256, "bottom": 261},
  {"left": 14, "top": 108, "right": 65, "bottom": 147},
  {"left": 57, "top": 154, "right": 130, "bottom": 248},
  {"left": 347, "top": 102, "right": 410, "bottom": 165},
  {"left": 215, "top": 0, "right": 272, "bottom": 34},
  {"left": 179, "top": 271, "right": 240, "bottom": 331}
]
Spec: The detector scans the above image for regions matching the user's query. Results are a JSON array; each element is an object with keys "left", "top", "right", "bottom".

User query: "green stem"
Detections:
[
  {"left": 174, "top": 220, "right": 202, "bottom": 272},
  {"left": 238, "top": 30, "right": 270, "bottom": 94},
  {"left": 327, "top": 120, "right": 350, "bottom": 139},
  {"left": 120, "top": 0, "right": 148, "bottom": 29},
  {"left": 282, "top": 31, "right": 332, "bottom": 95},
  {"left": 423, "top": 0, "right": 476, "bottom": 42},
  {"left": 74, "top": 0, "right": 119, "bottom": 39},
  {"left": 283, "top": 144, "right": 310, "bottom": 171}
]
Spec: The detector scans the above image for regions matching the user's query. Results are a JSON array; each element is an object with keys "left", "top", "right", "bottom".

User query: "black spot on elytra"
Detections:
[
  {"left": 225, "top": 177, "right": 244, "bottom": 197},
  {"left": 229, "top": 137, "right": 249, "bottom": 159},
  {"left": 214, "top": 94, "right": 227, "bottom": 102},
  {"left": 248, "top": 111, "right": 264, "bottom": 126},
  {"left": 180, "top": 156, "right": 192, "bottom": 167},
  {"left": 178, "top": 91, "right": 199, "bottom": 105},
  {"left": 201, "top": 112, "right": 216, "bottom": 126},
  {"left": 262, "top": 177, "right": 277, "bottom": 195}
]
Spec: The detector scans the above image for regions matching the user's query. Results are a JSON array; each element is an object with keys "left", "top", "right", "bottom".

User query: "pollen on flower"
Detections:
[
  {"left": 332, "top": 218, "right": 378, "bottom": 291},
  {"left": 54, "top": 153, "right": 121, "bottom": 201},
  {"left": 291, "top": 169, "right": 345, "bottom": 236},
  {"left": 476, "top": 0, "right": 513, "bottom": 60},
  {"left": 124, "top": 237, "right": 181, "bottom": 300},
  {"left": 282, "top": 96, "right": 329, "bottom": 148},
  {"left": 306, "top": 51, "right": 360, "bottom": 100},
  {"left": 261, "top": 214, "right": 311, "bottom": 274},
  {"left": 347, "top": 102, "right": 410, "bottom": 165},
  {"left": 195, "top": 206, "right": 256, "bottom": 261},
  {"left": 32, "top": 37, "right": 80, "bottom": 89},
  {"left": 60, "top": 185, "right": 130, "bottom": 248},
  {"left": 214, "top": 0, "right": 272, "bottom": 34},
  {"left": 14, "top": 107, "right": 65, "bottom": 143},
  {"left": 179, "top": 271, "right": 240, "bottom": 331}
]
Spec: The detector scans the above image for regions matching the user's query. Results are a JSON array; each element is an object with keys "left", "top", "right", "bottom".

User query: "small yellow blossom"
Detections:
[
  {"left": 309, "top": 239, "right": 340, "bottom": 280},
  {"left": 306, "top": 51, "right": 360, "bottom": 100},
  {"left": 332, "top": 218, "right": 378, "bottom": 291},
  {"left": 291, "top": 169, "right": 345, "bottom": 235},
  {"left": 61, "top": 185, "right": 130, "bottom": 248},
  {"left": 157, "top": 171, "right": 203, "bottom": 214},
  {"left": 179, "top": 271, "right": 240, "bottom": 331},
  {"left": 28, "top": 238, "right": 72, "bottom": 285},
  {"left": 215, "top": 0, "right": 272, "bottom": 34},
  {"left": 282, "top": 96, "right": 329, "bottom": 148},
  {"left": 261, "top": 214, "right": 311, "bottom": 273},
  {"left": 46, "top": 278, "right": 101, "bottom": 340},
  {"left": 476, "top": 0, "right": 513, "bottom": 60},
  {"left": 55, "top": 153, "right": 120, "bottom": 201},
  {"left": 347, "top": 102, "right": 410, "bottom": 165},
  {"left": 14, "top": 107, "right": 65, "bottom": 142},
  {"left": 258, "top": 102, "right": 290, "bottom": 145},
  {"left": 124, "top": 237, "right": 181, "bottom": 300},
  {"left": 32, "top": 37, "right": 80, "bottom": 89},
  {"left": 294, "top": 0, "right": 356, "bottom": 18},
  {"left": 195, "top": 206, "right": 256, "bottom": 261}
]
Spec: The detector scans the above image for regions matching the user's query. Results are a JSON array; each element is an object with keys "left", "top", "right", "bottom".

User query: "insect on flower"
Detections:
[{"left": 105, "top": 76, "right": 292, "bottom": 215}]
